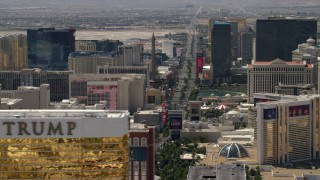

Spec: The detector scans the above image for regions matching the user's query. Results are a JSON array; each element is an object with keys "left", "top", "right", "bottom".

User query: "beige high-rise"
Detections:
[
  {"left": 257, "top": 95, "right": 320, "bottom": 165},
  {"left": 247, "top": 59, "right": 313, "bottom": 103},
  {"left": 0, "top": 34, "right": 27, "bottom": 70}
]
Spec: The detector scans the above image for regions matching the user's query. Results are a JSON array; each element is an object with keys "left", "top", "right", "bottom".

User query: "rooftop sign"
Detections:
[{"left": 0, "top": 118, "right": 128, "bottom": 138}]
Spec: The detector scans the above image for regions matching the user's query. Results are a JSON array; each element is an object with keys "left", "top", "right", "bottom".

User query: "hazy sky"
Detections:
[{"left": 1, "top": 0, "right": 319, "bottom": 9}]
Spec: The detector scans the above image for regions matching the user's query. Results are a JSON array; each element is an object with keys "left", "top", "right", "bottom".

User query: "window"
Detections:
[
  {"left": 148, "top": 96, "right": 155, "bottom": 103},
  {"left": 141, "top": 161, "right": 147, "bottom": 170},
  {"left": 141, "top": 138, "right": 147, "bottom": 146},
  {"left": 134, "top": 161, "right": 139, "bottom": 171},
  {"left": 133, "top": 138, "right": 139, "bottom": 146}
]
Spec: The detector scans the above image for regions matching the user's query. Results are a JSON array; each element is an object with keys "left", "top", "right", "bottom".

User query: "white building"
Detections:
[
  {"left": 292, "top": 38, "right": 320, "bottom": 63},
  {"left": 292, "top": 38, "right": 320, "bottom": 86},
  {"left": 162, "top": 40, "right": 175, "bottom": 58},
  {"left": 247, "top": 59, "right": 313, "bottom": 103}
]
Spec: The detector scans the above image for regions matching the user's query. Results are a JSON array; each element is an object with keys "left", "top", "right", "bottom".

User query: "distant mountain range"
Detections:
[{"left": 1, "top": 0, "right": 319, "bottom": 9}]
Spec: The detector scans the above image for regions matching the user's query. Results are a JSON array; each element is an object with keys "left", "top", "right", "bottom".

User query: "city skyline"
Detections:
[{"left": 0, "top": 0, "right": 320, "bottom": 179}]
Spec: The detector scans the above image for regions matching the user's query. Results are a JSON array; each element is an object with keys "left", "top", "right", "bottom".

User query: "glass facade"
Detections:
[
  {"left": 27, "top": 28, "right": 75, "bottom": 70},
  {"left": 241, "top": 32, "right": 253, "bottom": 65},
  {"left": 0, "top": 136, "right": 129, "bottom": 179},
  {"left": 211, "top": 21, "right": 231, "bottom": 80},
  {"left": 0, "top": 70, "right": 70, "bottom": 102},
  {"left": 256, "top": 19, "right": 317, "bottom": 62}
]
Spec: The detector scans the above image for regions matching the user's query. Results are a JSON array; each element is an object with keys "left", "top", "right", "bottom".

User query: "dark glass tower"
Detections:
[
  {"left": 211, "top": 21, "right": 231, "bottom": 83},
  {"left": 27, "top": 28, "right": 76, "bottom": 70},
  {"left": 241, "top": 32, "right": 253, "bottom": 65},
  {"left": 256, "top": 19, "right": 317, "bottom": 62}
]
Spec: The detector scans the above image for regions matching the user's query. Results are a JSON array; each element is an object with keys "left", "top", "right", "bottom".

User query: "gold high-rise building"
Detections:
[
  {"left": 256, "top": 94, "right": 320, "bottom": 165},
  {"left": 0, "top": 34, "right": 27, "bottom": 70},
  {"left": 0, "top": 109, "right": 129, "bottom": 179}
]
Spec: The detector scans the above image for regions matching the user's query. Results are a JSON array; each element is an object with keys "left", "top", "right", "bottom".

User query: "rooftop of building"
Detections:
[
  {"left": 182, "top": 122, "right": 225, "bottom": 133},
  {"left": 98, "top": 65, "right": 148, "bottom": 69},
  {"left": 214, "top": 21, "right": 229, "bottom": 25},
  {"left": 261, "top": 167, "right": 320, "bottom": 180},
  {"left": 248, "top": 59, "right": 313, "bottom": 68},
  {"left": 255, "top": 93, "right": 320, "bottom": 102},
  {"left": 216, "top": 164, "right": 246, "bottom": 180},
  {"left": 0, "top": 68, "right": 72, "bottom": 73},
  {"left": 1, "top": 98, "right": 22, "bottom": 105},
  {"left": 134, "top": 110, "right": 160, "bottom": 115},
  {"left": 276, "top": 84, "right": 315, "bottom": 89},
  {"left": 70, "top": 73, "right": 145, "bottom": 79},
  {"left": 0, "top": 110, "right": 129, "bottom": 118},
  {"left": 187, "top": 166, "right": 216, "bottom": 180},
  {"left": 259, "top": 17, "right": 317, "bottom": 21},
  {"left": 69, "top": 50, "right": 118, "bottom": 57},
  {"left": 195, "top": 143, "right": 257, "bottom": 166}
]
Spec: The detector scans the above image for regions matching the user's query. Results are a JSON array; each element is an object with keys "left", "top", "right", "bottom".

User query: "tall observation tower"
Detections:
[{"left": 151, "top": 33, "right": 156, "bottom": 80}]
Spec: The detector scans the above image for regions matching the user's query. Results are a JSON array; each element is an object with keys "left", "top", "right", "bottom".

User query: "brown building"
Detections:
[{"left": 129, "top": 126, "right": 155, "bottom": 180}]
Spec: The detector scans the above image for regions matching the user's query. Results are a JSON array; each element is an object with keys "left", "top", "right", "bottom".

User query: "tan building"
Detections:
[
  {"left": 247, "top": 59, "right": 313, "bottom": 103},
  {"left": 145, "top": 88, "right": 163, "bottom": 105},
  {"left": 0, "top": 109, "right": 129, "bottom": 179},
  {"left": 98, "top": 65, "right": 149, "bottom": 81},
  {"left": 118, "top": 44, "right": 144, "bottom": 66},
  {"left": 256, "top": 94, "right": 320, "bottom": 165},
  {"left": 69, "top": 44, "right": 144, "bottom": 74},
  {"left": 0, "top": 84, "right": 50, "bottom": 109},
  {"left": 68, "top": 52, "right": 116, "bottom": 74},
  {"left": 70, "top": 74, "right": 145, "bottom": 113},
  {"left": 75, "top": 41, "right": 96, "bottom": 51},
  {"left": 0, "top": 34, "right": 27, "bottom": 70},
  {"left": 189, "top": 101, "right": 201, "bottom": 121},
  {"left": 1, "top": 98, "right": 23, "bottom": 109}
]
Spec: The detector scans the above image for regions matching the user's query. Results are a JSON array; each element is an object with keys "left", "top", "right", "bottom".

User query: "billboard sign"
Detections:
[
  {"left": 202, "top": 71, "right": 210, "bottom": 80},
  {"left": 254, "top": 98, "right": 275, "bottom": 106},
  {"left": 162, "top": 103, "right": 167, "bottom": 124},
  {"left": 130, "top": 147, "right": 147, "bottom": 161},
  {"left": 169, "top": 116, "right": 182, "bottom": 129},
  {"left": 196, "top": 56, "right": 204, "bottom": 77},
  {"left": 288, "top": 105, "right": 309, "bottom": 117},
  {"left": 263, "top": 108, "right": 277, "bottom": 120}
]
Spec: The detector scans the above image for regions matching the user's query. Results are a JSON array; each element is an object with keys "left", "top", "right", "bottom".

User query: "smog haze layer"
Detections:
[{"left": 1, "top": 0, "right": 320, "bottom": 9}]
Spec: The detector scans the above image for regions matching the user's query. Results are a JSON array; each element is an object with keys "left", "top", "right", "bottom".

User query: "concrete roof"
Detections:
[{"left": 187, "top": 166, "right": 216, "bottom": 180}]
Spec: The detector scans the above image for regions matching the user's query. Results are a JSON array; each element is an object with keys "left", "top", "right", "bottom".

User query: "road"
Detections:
[{"left": 170, "top": 7, "right": 201, "bottom": 110}]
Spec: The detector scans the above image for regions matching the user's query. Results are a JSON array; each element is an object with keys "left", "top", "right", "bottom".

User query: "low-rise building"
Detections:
[
  {"left": 70, "top": 73, "right": 145, "bottom": 113},
  {"left": 181, "top": 121, "right": 222, "bottom": 143},
  {"left": 275, "top": 84, "right": 316, "bottom": 96},
  {"left": 0, "top": 84, "right": 50, "bottom": 109},
  {"left": 133, "top": 110, "right": 162, "bottom": 131}
]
